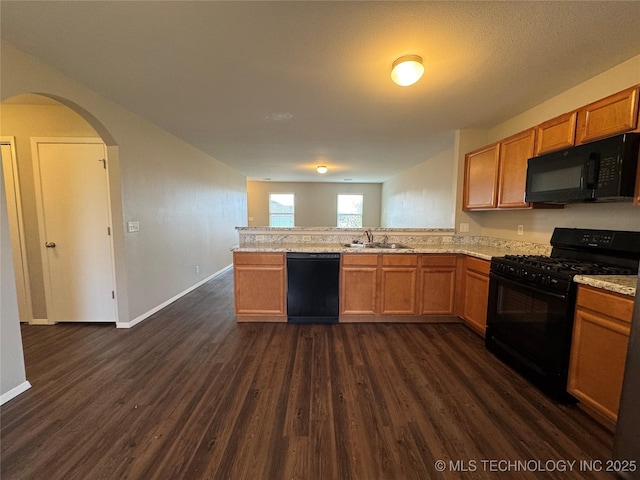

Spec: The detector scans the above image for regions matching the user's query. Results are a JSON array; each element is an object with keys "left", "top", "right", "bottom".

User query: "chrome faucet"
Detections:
[{"left": 364, "top": 229, "right": 373, "bottom": 243}]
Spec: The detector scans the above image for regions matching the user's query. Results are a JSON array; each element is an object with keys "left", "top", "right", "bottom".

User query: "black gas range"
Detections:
[{"left": 486, "top": 228, "right": 640, "bottom": 402}]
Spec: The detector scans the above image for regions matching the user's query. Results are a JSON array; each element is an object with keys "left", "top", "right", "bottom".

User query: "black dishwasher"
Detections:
[{"left": 286, "top": 253, "right": 340, "bottom": 324}]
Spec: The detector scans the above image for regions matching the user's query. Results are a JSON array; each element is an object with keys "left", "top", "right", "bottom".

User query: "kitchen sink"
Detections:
[
  {"left": 343, "top": 242, "right": 411, "bottom": 249},
  {"left": 371, "top": 242, "right": 411, "bottom": 249}
]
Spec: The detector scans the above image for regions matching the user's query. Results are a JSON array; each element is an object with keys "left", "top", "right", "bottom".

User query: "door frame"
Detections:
[
  {"left": 31, "top": 137, "right": 118, "bottom": 323},
  {"left": 1, "top": 136, "right": 33, "bottom": 323}
]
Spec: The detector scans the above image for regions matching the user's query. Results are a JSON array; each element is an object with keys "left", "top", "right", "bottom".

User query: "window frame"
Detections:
[
  {"left": 336, "top": 193, "right": 364, "bottom": 228},
  {"left": 268, "top": 193, "right": 295, "bottom": 227}
]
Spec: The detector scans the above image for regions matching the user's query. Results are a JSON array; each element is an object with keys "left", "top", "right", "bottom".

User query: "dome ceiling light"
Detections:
[
  {"left": 391, "top": 55, "right": 424, "bottom": 87},
  {"left": 316, "top": 165, "right": 328, "bottom": 174}
]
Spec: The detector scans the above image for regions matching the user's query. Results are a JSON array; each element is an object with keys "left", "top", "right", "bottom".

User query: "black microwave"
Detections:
[{"left": 525, "top": 133, "right": 639, "bottom": 203}]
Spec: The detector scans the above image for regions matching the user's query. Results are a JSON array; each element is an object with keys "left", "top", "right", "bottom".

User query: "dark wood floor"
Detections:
[{"left": 1, "top": 269, "right": 617, "bottom": 479}]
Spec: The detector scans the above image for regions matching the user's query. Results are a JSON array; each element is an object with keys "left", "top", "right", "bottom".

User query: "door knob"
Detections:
[{"left": 45, "top": 242, "right": 56, "bottom": 248}]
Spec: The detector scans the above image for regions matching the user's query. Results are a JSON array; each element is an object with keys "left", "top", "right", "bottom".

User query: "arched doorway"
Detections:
[{"left": 0, "top": 93, "right": 125, "bottom": 324}]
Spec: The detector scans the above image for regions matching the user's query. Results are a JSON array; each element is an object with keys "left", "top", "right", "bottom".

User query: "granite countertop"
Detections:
[
  {"left": 232, "top": 242, "right": 511, "bottom": 261},
  {"left": 232, "top": 242, "right": 638, "bottom": 297},
  {"left": 573, "top": 275, "right": 637, "bottom": 297}
]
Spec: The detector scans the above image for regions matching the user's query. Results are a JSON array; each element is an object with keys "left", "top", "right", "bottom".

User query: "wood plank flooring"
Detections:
[{"left": 1, "top": 269, "right": 617, "bottom": 479}]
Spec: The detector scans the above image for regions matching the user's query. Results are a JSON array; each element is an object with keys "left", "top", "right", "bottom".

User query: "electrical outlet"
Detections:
[
  {"left": 127, "top": 221, "right": 140, "bottom": 233},
  {"left": 459, "top": 223, "right": 469, "bottom": 233},
  {"left": 195, "top": 265, "right": 200, "bottom": 274},
  {"left": 302, "top": 235, "right": 311, "bottom": 242},
  {"left": 517, "top": 225, "right": 524, "bottom": 236}
]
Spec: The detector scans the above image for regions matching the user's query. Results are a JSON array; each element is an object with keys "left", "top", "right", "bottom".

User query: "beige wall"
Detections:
[
  {"left": 381, "top": 148, "right": 456, "bottom": 228},
  {"left": 1, "top": 157, "right": 28, "bottom": 401},
  {"left": 1, "top": 43, "right": 247, "bottom": 329},
  {"left": 0, "top": 103, "right": 100, "bottom": 319},
  {"left": 247, "top": 181, "right": 381, "bottom": 227},
  {"left": 454, "top": 54, "right": 640, "bottom": 244},
  {"left": 382, "top": 54, "right": 640, "bottom": 241}
]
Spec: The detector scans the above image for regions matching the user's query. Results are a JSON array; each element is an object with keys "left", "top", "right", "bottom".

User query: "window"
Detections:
[
  {"left": 337, "top": 194, "right": 363, "bottom": 228},
  {"left": 269, "top": 193, "right": 295, "bottom": 227}
]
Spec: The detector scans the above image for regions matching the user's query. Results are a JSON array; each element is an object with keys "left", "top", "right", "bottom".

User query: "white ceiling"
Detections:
[{"left": 2, "top": 1, "right": 640, "bottom": 183}]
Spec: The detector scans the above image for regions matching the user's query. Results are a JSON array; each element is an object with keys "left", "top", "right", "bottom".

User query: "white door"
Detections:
[
  {"left": 1, "top": 138, "right": 32, "bottom": 322},
  {"left": 32, "top": 139, "right": 116, "bottom": 322}
]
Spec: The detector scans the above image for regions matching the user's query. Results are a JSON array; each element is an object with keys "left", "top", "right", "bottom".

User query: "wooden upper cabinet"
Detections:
[
  {"left": 463, "top": 143, "right": 500, "bottom": 210},
  {"left": 534, "top": 111, "right": 577, "bottom": 155},
  {"left": 576, "top": 86, "right": 639, "bottom": 144},
  {"left": 497, "top": 128, "right": 535, "bottom": 208}
]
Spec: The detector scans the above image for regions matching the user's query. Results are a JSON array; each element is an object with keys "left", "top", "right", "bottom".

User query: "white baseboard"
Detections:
[
  {"left": 116, "top": 264, "right": 232, "bottom": 329},
  {"left": 0, "top": 380, "right": 32, "bottom": 405},
  {"left": 29, "top": 318, "right": 55, "bottom": 325}
]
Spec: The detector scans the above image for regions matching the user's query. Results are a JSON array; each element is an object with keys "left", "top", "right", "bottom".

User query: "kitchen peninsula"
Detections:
[{"left": 232, "top": 227, "right": 636, "bottom": 327}]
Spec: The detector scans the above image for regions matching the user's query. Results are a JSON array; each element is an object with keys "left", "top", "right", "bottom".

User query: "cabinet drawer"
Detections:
[
  {"left": 342, "top": 254, "right": 379, "bottom": 266},
  {"left": 420, "top": 254, "right": 457, "bottom": 267},
  {"left": 382, "top": 254, "right": 418, "bottom": 266},
  {"left": 234, "top": 252, "right": 285, "bottom": 266},
  {"left": 576, "top": 286, "right": 633, "bottom": 323},
  {"left": 465, "top": 256, "right": 490, "bottom": 275}
]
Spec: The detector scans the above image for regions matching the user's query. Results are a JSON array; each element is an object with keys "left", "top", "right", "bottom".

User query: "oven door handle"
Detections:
[{"left": 489, "top": 272, "right": 568, "bottom": 301}]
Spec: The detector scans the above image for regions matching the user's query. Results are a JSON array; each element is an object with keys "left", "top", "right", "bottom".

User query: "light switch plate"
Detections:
[
  {"left": 517, "top": 225, "right": 524, "bottom": 236},
  {"left": 128, "top": 221, "right": 140, "bottom": 233},
  {"left": 459, "top": 223, "right": 469, "bottom": 233}
]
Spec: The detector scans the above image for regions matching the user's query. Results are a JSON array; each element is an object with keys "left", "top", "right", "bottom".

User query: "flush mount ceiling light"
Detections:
[
  {"left": 391, "top": 55, "right": 424, "bottom": 86},
  {"left": 316, "top": 165, "right": 328, "bottom": 174}
]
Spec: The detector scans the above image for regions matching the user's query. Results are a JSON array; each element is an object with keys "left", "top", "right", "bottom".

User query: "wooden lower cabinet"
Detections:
[
  {"left": 568, "top": 285, "right": 634, "bottom": 429},
  {"left": 233, "top": 251, "right": 488, "bottom": 326},
  {"left": 233, "top": 252, "right": 286, "bottom": 322},
  {"left": 380, "top": 254, "right": 418, "bottom": 315},
  {"left": 461, "top": 256, "right": 491, "bottom": 336},
  {"left": 340, "top": 254, "right": 378, "bottom": 315},
  {"left": 340, "top": 253, "right": 458, "bottom": 322},
  {"left": 418, "top": 255, "right": 457, "bottom": 315}
]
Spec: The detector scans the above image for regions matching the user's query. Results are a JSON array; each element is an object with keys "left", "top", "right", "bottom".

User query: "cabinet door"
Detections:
[
  {"left": 380, "top": 267, "right": 417, "bottom": 315},
  {"left": 497, "top": 128, "right": 535, "bottom": 208},
  {"left": 576, "top": 86, "right": 639, "bottom": 144},
  {"left": 340, "top": 266, "right": 378, "bottom": 315},
  {"left": 418, "top": 267, "right": 456, "bottom": 315},
  {"left": 234, "top": 252, "right": 286, "bottom": 321},
  {"left": 568, "top": 287, "right": 633, "bottom": 427},
  {"left": 463, "top": 143, "right": 500, "bottom": 210},
  {"left": 535, "top": 111, "right": 577, "bottom": 155},
  {"left": 462, "top": 258, "right": 490, "bottom": 336},
  {"left": 234, "top": 265, "right": 286, "bottom": 317}
]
